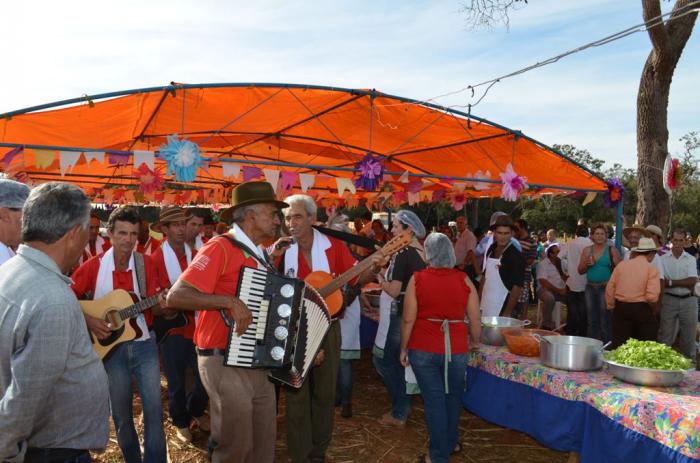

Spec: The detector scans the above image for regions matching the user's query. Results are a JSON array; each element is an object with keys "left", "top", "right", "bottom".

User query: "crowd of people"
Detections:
[{"left": 0, "top": 177, "right": 698, "bottom": 463}]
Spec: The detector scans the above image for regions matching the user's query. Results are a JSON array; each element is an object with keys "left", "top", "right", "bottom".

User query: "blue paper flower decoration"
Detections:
[{"left": 159, "top": 134, "right": 202, "bottom": 182}]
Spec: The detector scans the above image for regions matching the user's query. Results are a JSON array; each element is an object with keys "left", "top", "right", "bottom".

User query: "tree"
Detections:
[{"left": 460, "top": 1, "right": 699, "bottom": 235}]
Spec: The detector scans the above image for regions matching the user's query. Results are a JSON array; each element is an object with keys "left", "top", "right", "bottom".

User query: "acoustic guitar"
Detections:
[
  {"left": 304, "top": 231, "right": 412, "bottom": 316},
  {"left": 80, "top": 289, "right": 187, "bottom": 359}
]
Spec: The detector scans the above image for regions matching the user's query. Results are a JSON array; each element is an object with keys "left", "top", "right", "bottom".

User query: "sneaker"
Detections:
[
  {"left": 175, "top": 426, "right": 192, "bottom": 443},
  {"left": 194, "top": 414, "right": 211, "bottom": 433},
  {"left": 377, "top": 412, "right": 405, "bottom": 427},
  {"left": 341, "top": 403, "right": 352, "bottom": 418}
]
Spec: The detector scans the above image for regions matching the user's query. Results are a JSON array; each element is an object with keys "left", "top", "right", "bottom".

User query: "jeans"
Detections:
[
  {"left": 537, "top": 287, "right": 566, "bottom": 329},
  {"left": 337, "top": 359, "right": 353, "bottom": 405},
  {"left": 104, "top": 337, "right": 167, "bottom": 463},
  {"left": 408, "top": 350, "right": 467, "bottom": 463},
  {"left": 160, "top": 334, "right": 209, "bottom": 428},
  {"left": 373, "top": 313, "right": 410, "bottom": 421},
  {"left": 565, "top": 290, "right": 588, "bottom": 337},
  {"left": 585, "top": 283, "right": 612, "bottom": 342}
]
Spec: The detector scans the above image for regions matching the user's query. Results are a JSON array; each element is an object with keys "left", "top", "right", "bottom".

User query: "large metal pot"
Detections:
[
  {"left": 480, "top": 316, "right": 530, "bottom": 346},
  {"left": 535, "top": 335, "right": 609, "bottom": 371}
]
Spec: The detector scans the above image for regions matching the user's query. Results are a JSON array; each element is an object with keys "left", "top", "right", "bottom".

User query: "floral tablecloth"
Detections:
[{"left": 468, "top": 345, "right": 700, "bottom": 460}]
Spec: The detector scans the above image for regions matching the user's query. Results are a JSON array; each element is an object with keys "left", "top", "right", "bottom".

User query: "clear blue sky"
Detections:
[{"left": 2, "top": 0, "right": 697, "bottom": 168}]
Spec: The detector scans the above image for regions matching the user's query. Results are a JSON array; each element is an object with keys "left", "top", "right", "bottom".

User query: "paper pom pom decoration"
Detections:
[
  {"left": 134, "top": 164, "right": 164, "bottom": 194},
  {"left": 663, "top": 156, "right": 681, "bottom": 195},
  {"left": 451, "top": 192, "right": 467, "bottom": 211},
  {"left": 354, "top": 153, "right": 384, "bottom": 191},
  {"left": 473, "top": 170, "right": 492, "bottom": 191},
  {"left": 160, "top": 134, "right": 202, "bottom": 182},
  {"left": 603, "top": 177, "right": 625, "bottom": 208},
  {"left": 499, "top": 163, "right": 528, "bottom": 201}
]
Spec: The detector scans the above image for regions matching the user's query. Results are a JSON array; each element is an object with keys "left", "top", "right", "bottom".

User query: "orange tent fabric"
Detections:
[{"left": 0, "top": 83, "right": 606, "bottom": 204}]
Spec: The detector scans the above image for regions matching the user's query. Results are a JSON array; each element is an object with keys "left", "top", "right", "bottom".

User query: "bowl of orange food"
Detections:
[{"left": 501, "top": 328, "right": 560, "bottom": 357}]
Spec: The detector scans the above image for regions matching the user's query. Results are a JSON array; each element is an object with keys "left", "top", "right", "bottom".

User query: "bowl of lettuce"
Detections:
[{"left": 602, "top": 339, "right": 693, "bottom": 387}]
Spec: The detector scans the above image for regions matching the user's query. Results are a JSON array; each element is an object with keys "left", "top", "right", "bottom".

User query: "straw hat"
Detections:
[
  {"left": 219, "top": 181, "right": 289, "bottom": 223},
  {"left": 152, "top": 206, "right": 191, "bottom": 232},
  {"left": 630, "top": 237, "right": 658, "bottom": 253},
  {"left": 645, "top": 225, "right": 664, "bottom": 240},
  {"left": 622, "top": 224, "right": 651, "bottom": 240}
]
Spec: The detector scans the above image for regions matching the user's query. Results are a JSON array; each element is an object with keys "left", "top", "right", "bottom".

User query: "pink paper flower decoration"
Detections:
[
  {"left": 135, "top": 164, "right": 164, "bottom": 194},
  {"left": 451, "top": 192, "right": 467, "bottom": 211},
  {"left": 499, "top": 163, "right": 528, "bottom": 202}
]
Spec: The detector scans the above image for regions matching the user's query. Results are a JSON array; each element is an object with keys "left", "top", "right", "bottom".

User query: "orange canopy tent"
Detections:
[{"left": 0, "top": 83, "right": 606, "bottom": 207}]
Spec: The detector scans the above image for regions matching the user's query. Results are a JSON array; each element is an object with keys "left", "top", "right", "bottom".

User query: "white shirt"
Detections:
[
  {"left": 0, "top": 242, "right": 14, "bottom": 267},
  {"left": 560, "top": 236, "right": 592, "bottom": 292},
  {"left": 661, "top": 251, "right": 698, "bottom": 296},
  {"left": 537, "top": 258, "right": 566, "bottom": 290}
]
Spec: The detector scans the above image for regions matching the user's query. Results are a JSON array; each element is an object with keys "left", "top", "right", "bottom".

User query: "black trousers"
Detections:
[
  {"left": 611, "top": 300, "right": 659, "bottom": 349},
  {"left": 565, "top": 290, "right": 587, "bottom": 337}
]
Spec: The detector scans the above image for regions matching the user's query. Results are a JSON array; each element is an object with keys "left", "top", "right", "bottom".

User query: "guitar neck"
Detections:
[
  {"left": 318, "top": 253, "right": 376, "bottom": 297},
  {"left": 118, "top": 294, "right": 161, "bottom": 321}
]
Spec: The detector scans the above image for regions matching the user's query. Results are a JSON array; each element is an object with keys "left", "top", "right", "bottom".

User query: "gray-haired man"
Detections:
[
  {"left": 0, "top": 178, "right": 31, "bottom": 266},
  {"left": 0, "top": 182, "right": 110, "bottom": 463}
]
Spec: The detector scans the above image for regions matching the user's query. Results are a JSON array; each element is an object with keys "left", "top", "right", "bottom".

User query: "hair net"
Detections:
[
  {"left": 489, "top": 211, "right": 508, "bottom": 227},
  {"left": 0, "top": 179, "right": 30, "bottom": 208},
  {"left": 395, "top": 209, "right": 426, "bottom": 239},
  {"left": 424, "top": 232, "right": 456, "bottom": 268}
]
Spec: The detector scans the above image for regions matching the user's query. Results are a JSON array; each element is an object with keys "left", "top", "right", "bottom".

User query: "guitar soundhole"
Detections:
[{"left": 98, "top": 325, "right": 125, "bottom": 347}]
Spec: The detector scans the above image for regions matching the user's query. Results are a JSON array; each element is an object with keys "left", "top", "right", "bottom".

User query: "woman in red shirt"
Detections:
[{"left": 400, "top": 233, "right": 481, "bottom": 463}]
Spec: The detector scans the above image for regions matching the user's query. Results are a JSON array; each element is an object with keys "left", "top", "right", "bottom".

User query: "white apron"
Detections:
[
  {"left": 340, "top": 296, "right": 361, "bottom": 359},
  {"left": 480, "top": 256, "right": 509, "bottom": 317},
  {"left": 374, "top": 268, "right": 393, "bottom": 351}
]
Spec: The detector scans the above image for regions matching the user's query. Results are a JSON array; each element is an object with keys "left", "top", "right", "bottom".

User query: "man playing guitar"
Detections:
[{"left": 72, "top": 206, "right": 168, "bottom": 463}]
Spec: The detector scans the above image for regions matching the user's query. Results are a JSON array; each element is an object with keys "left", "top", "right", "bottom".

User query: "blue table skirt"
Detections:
[{"left": 462, "top": 365, "right": 697, "bottom": 463}]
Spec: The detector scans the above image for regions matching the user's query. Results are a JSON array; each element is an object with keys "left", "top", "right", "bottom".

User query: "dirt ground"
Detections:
[{"left": 92, "top": 349, "right": 569, "bottom": 463}]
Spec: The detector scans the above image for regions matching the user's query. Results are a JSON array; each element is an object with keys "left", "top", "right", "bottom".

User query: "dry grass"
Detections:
[{"left": 92, "top": 346, "right": 568, "bottom": 463}]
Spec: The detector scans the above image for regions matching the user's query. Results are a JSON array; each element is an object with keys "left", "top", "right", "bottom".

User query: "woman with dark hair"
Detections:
[
  {"left": 400, "top": 233, "right": 481, "bottom": 463},
  {"left": 578, "top": 223, "right": 621, "bottom": 342}
]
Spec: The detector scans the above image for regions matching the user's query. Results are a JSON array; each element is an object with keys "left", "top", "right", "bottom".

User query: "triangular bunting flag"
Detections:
[
  {"left": 33, "top": 149, "right": 56, "bottom": 169},
  {"left": 280, "top": 171, "right": 298, "bottom": 192},
  {"left": 299, "top": 173, "right": 315, "bottom": 192},
  {"left": 336, "top": 178, "right": 356, "bottom": 196},
  {"left": 582, "top": 192, "right": 597, "bottom": 206},
  {"left": 407, "top": 191, "right": 420, "bottom": 205},
  {"left": 1, "top": 146, "right": 23, "bottom": 169},
  {"left": 222, "top": 162, "right": 241, "bottom": 179},
  {"left": 84, "top": 151, "right": 105, "bottom": 165},
  {"left": 263, "top": 168, "right": 281, "bottom": 193},
  {"left": 133, "top": 150, "right": 155, "bottom": 170},
  {"left": 453, "top": 181, "right": 467, "bottom": 191},
  {"left": 59, "top": 151, "right": 81, "bottom": 176},
  {"left": 398, "top": 171, "right": 410, "bottom": 183},
  {"left": 108, "top": 153, "right": 129, "bottom": 166},
  {"left": 242, "top": 166, "right": 263, "bottom": 182}
]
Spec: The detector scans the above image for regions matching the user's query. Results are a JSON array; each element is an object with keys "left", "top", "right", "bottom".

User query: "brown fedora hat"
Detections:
[
  {"left": 220, "top": 181, "right": 289, "bottom": 223},
  {"left": 151, "top": 206, "right": 192, "bottom": 232}
]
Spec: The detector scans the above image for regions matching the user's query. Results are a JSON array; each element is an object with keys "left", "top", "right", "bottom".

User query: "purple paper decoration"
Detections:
[
  {"left": 242, "top": 166, "right": 263, "bottom": 182},
  {"left": 603, "top": 177, "right": 625, "bottom": 208},
  {"left": 354, "top": 153, "right": 384, "bottom": 191},
  {"left": 280, "top": 171, "right": 298, "bottom": 191},
  {"left": 108, "top": 153, "right": 130, "bottom": 166},
  {"left": 1, "top": 146, "right": 23, "bottom": 168}
]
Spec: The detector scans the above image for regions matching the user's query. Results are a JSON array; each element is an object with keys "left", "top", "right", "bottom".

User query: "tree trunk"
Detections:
[{"left": 635, "top": 0, "right": 698, "bottom": 235}]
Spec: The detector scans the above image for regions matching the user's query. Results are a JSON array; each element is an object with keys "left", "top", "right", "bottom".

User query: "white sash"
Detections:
[
  {"left": 161, "top": 241, "right": 192, "bottom": 285},
  {"left": 95, "top": 248, "right": 150, "bottom": 341},
  {"left": 283, "top": 228, "right": 331, "bottom": 278}
]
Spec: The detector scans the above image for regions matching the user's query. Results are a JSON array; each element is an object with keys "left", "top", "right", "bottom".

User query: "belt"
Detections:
[
  {"left": 664, "top": 292, "right": 693, "bottom": 299},
  {"left": 196, "top": 348, "right": 226, "bottom": 356},
  {"left": 25, "top": 448, "right": 88, "bottom": 463}
]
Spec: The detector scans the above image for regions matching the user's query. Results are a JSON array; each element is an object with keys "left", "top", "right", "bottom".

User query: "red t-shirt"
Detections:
[
  {"left": 408, "top": 267, "right": 470, "bottom": 354},
  {"left": 178, "top": 236, "right": 260, "bottom": 349},
  {"left": 151, "top": 245, "right": 197, "bottom": 339},
  {"left": 71, "top": 252, "right": 161, "bottom": 326},
  {"left": 136, "top": 238, "right": 162, "bottom": 256}
]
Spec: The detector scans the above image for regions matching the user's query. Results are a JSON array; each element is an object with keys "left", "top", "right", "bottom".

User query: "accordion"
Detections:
[{"left": 225, "top": 267, "right": 331, "bottom": 388}]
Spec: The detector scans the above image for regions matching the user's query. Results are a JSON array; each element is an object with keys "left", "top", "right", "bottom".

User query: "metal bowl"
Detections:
[
  {"left": 602, "top": 357, "right": 692, "bottom": 387},
  {"left": 481, "top": 316, "right": 530, "bottom": 346}
]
